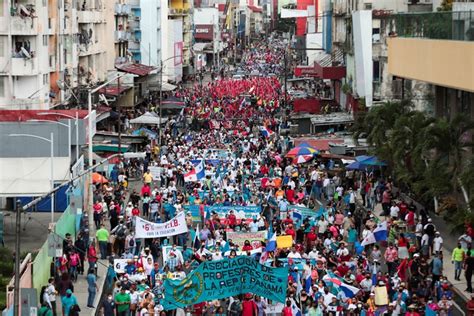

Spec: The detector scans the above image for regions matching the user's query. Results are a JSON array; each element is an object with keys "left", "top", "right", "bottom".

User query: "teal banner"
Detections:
[{"left": 161, "top": 256, "right": 288, "bottom": 310}]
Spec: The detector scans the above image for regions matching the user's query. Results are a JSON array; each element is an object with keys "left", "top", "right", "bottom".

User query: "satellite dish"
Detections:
[
  {"left": 99, "top": 94, "right": 109, "bottom": 105},
  {"left": 21, "top": 47, "right": 31, "bottom": 59}
]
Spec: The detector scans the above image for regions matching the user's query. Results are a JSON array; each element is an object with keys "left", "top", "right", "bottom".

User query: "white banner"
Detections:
[
  {"left": 281, "top": 9, "right": 308, "bottom": 18},
  {"left": 114, "top": 259, "right": 128, "bottom": 273},
  {"left": 148, "top": 166, "right": 161, "bottom": 181},
  {"left": 135, "top": 212, "right": 188, "bottom": 238}
]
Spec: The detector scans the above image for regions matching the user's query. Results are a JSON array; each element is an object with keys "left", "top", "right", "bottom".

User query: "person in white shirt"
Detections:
[
  {"left": 307, "top": 247, "right": 319, "bottom": 259},
  {"left": 433, "top": 231, "right": 443, "bottom": 254},
  {"left": 336, "top": 244, "right": 349, "bottom": 257},
  {"left": 390, "top": 202, "right": 400, "bottom": 219},
  {"left": 287, "top": 248, "right": 302, "bottom": 259},
  {"left": 249, "top": 219, "right": 259, "bottom": 233},
  {"left": 421, "top": 232, "right": 430, "bottom": 257},
  {"left": 169, "top": 244, "right": 184, "bottom": 264}
]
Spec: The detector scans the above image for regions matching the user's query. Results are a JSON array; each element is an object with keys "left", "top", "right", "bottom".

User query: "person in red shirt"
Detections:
[
  {"left": 242, "top": 240, "right": 253, "bottom": 251},
  {"left": 283, "top": 215, "right": 294, "bottom": 226},
  {"left": 285, "top": 187, "right": 295, "bottom": 203},
  {"left": 282, "top": 300, "right": 293, "bottom": 316},
  {"left": 241, "top": 294, "right": 257, "bottom": 316},
  {"left": 406, "top": 208, "right": 416, "bottom": 232},
  {"left": 193, "top": 302, "right": 206, "bottom": 316},
  {"left": 141, "top": 183, "right": 151, "bottom": 197},
  {"left": 227, "top": 210, "right": 237, "bottom": 228},
  {"left": 466, "top": 294, "right": 474, "bottom": 316},
  {"left": 285, "top": 224, "right": 296, "bottom": 240},
  {"left": 306, "top": 228, "right": 317, "bottom": 248}
]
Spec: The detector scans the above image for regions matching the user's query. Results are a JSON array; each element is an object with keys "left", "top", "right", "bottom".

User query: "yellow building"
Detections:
[{"left": 388, "top": 11, "right": 474, "bottom": 119}]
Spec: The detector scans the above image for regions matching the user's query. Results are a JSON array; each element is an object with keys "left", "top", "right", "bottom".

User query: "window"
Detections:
[
  {"left": 373, "top": 60, "right": 380, "bottom": 82},
  {"left": 0, "top": 36, "right": 4, "bottom": 57},
  {"left": 364, "top": 3, "right": 372, "bottom": 9},
  {"left": 0, "top": 0, "right": 4, "bottom": 16},
  {"left": 43, "top": 35, "right": 48, "bottom": 46},
  {"left": 0, "top": 77, "right": 4, "bottom": 97},
  {"left": 43, "top": 74, "right": 49, "bottom": 85},
  {"left": 49, "top": 55, "right": 54, "bottom": 67}
]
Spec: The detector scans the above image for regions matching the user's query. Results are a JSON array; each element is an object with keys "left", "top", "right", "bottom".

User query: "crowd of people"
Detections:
[{"left": 35, "top": 36, "right": 472, "bottom": 316}]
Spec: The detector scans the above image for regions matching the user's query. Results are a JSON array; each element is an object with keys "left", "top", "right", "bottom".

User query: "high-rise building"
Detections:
[{"left": 0, "top": 0, "right": 115, "bottom": 110}]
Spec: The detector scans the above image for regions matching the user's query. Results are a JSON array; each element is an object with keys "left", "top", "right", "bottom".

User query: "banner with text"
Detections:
[
  {"left": 135, "top": 212, "right": 188, "bottom": 238},
  {"left": 162, "top": 256, "right": 288, "bottom": 310},
  {"left": 226, "top": 231, "right": 267, "bottom": 248},
  {"left": 207, "top": 205, "right": 261, "bottom": 220}
]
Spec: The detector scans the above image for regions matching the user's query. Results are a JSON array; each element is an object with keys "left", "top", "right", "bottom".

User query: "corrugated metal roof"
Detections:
[
  {"left": 98, "top": 85, "right": 132, "bottom": 96},
  {"left": 115, "top": 62, "right": 157, "bottom": 76},
  {"left": 0, "top": 110, "right": 89, "bottom": 122}
]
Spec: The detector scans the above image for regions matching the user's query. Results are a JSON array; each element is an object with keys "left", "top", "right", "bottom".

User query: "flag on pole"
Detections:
[
  {"left": 184, "top": 160, "right": 206, "bottom": 182},
  {"left": 361, "top": 232, "right": 376, "bottom": 246},
  {"left": 193, "top": 225, "right": 201, "bottom": 249},
  {"left": 373, "top": 221, "right": 388, "bottom": 241},
  {"left": 259, "top": 126, "right": 274, "bottom": 138},
  {"left": 266, "top": 233, "right": 277, "bottom": 252}
]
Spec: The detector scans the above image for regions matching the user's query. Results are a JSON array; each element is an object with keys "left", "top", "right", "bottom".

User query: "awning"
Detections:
[
  {"left": 314, "top": 49, "right": 346, "bottom": 80},
  {"left": 149, "top": 82, "right": 177, "bottom": 92},
  {"left": 294, "top": 65, "right": 319, "bottom": 77},
  {"left": 0, "top": 157, "right": 70, "bottom": 196},
  {"left": 98, "top": 85, "right": 132, "bottom": 96},
  {"left": 129, "top": 112, "right": 168, "bottom": 125},
  {"left": 193, "top": 42, "right": 213, "bottom": 52},
  {"left": 248, "top": 5, "right": 263, "bottom": 13},
  {"left": 115, "top": 62, "right": 157, "bottom": 76}
]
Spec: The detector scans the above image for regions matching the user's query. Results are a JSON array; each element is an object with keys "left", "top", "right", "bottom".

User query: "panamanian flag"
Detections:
[
  {"left": 259, "top": 126, "right": 274, "bottom": 138},
  {"left": 184, "top": 160, "right": 206, "bottom": 182}
]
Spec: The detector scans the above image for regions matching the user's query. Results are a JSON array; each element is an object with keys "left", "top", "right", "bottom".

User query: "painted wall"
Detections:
[{"left": 388, "top": 37, "right": 474, "bottom": 93}]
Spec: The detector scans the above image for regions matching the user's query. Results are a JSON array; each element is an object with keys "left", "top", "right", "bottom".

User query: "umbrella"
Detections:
[
  {"left": 294, "top": 155, "right": 313, "bottom": 164},
  {"left": 346, "top": 156, "right": 387, "bottom": 170},
  {"left": 92, "top": 172, "right": 108, "bottom": 184},
  {"left": 286, "top": 146, "right": 319, "bottom": 157}
]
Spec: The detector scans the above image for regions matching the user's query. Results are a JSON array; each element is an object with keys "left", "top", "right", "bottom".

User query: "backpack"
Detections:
[
  {"left": 129, "top": 238, "right": 135, "bottom": 247},
  {"left": 116, "top": 225, "right": 126, "bottom": 240}
]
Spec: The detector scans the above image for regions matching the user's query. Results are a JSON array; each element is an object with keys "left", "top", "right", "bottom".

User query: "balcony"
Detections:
[
  {"left": 114, "top": 30, "right": 130, "bottom": 42},
  {"left": 11, "top": 16, "right": 38, "bottom": 35},
  {"left": 78, "top": 42, "right": 104, "bottom": 57},
  {"left": 393, "top": 11, "right": 474, "bottom": 41},
  {"left": 128, "top": 41, "right": 140, "bottom": 51},
  {"left": 77, "top": 10, "right": 105, "bottom": 23},
  {"left": 115, "top": 3, "right": 131, "bottom": 15},
  {"left": 168, "top": 8, "right": 189, "bottom": 16},
  {"left": 11, "top": 57, "right": 39, "bottom": 76}
]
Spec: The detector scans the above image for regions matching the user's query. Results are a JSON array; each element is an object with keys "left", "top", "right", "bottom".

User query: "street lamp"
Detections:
[
  {"left": 27, "top": 119, "right": 71, "bottom": 167},
  {"left": 8, "top": 133, "right": 55, "bottom": 223},
  {"left": 38, "top": 112, "right": 79, "bottom": 164}
]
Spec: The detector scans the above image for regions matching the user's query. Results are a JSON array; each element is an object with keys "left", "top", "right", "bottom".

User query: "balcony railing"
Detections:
[
  {"left": 11, "top": 57, "right": 39, "bottom": 76},
  {"left": 115, "top": 3, "right": 131, "bottom": 15},
  {"left": 393, "top": 10, "right": 474, "bottom": 41}
]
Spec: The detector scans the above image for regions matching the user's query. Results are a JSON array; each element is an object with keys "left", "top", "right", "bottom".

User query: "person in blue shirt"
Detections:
[
  {"left": 124, "top": 260, "right": 136, "bottom": 275},
  {"left": 61, "top": 289, "right": 78, "bottom": 316},
  {"left": 86, "top": 268, "right": 98, "bottom": 308}
]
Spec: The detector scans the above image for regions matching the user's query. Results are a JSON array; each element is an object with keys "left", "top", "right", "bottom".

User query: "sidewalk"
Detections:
[
  {"left": 59, "top": 259, "right": 108, "bottom": 315},
  {"left": 365, "top": 195, "right": 468, "bottom": 314}
]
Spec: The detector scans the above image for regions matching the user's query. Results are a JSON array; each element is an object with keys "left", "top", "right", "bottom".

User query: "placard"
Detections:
[
  {"left": 276, "top": 235, "right": 293, "bottom": 249},
  {"left": 226, "top": 231, "right": 267, "bottom": 248}
]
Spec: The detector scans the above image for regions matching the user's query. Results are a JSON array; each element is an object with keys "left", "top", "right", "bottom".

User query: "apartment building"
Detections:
[
  {"left": 114, "top": 0, "right": 131, "bottom": 65},
  {"left": 169, "top": 0, "right": 192, "bottom": 80},
  {"left": 0, "top": 0, "right": 51, "bottom": 110},
  {"left": 0, "top": 0, "right": 114, "bottom": 110},
  {"left": 387, "top": 3, "right": 474, "bottom": 119},
  {"left": 328, "top": 0, "right": 440, "bottom": 110}
]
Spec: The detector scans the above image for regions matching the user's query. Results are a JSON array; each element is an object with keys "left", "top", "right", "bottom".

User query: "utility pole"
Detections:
[
  {"left": 158, "top": 61, "right": 163, "bottom": 145},
  {"left": 284, "top": 51, "right": 288, "bottom": 107},
  {"left": 13, "top": 199, "right": 21, "bottom": 316},
  {"left": 118, "top": 77, "right": 122, "bottom": 155}
]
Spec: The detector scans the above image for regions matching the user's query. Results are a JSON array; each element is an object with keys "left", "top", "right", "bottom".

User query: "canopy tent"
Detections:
[
  {"left": 130, "top": 112, "right": 168, "bottom": 125},
  {"left": 346, "top": 155, "right": 387, "bottom": 170},
  {"left": 0, "top": 157, "right": 70, "bottom": 196},
  {"left": 149, "top": 82, "right": 177, "bottom": 92}
]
